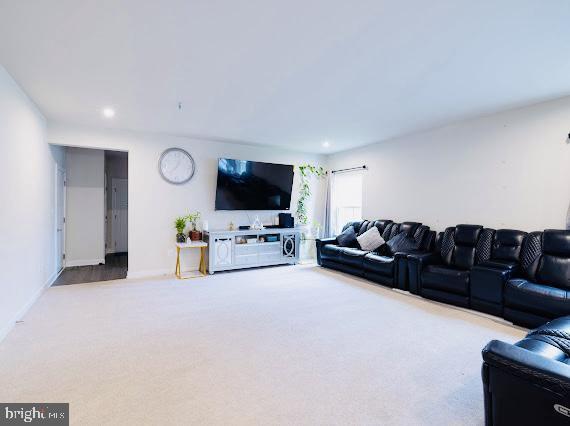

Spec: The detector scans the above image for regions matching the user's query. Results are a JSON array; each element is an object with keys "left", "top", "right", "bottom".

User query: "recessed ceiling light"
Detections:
[
  {"left": 102, "top": 107, "right": 115, "bottom": 118},
  {"left": 322, "top": 140, "right": 331, "bottom": 148}
]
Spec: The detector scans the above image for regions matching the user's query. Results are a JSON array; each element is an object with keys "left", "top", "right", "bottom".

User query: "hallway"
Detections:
[{"left": 53, "top": 253, "right": 128, "bottom": 286}]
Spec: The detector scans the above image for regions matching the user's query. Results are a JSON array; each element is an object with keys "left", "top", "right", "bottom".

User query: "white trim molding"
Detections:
[
  {"left": 0, "top": 269, "right": 62, "bottom": 343},
  {"left": 65, "top": 258, "right": 105, "bottom": 267}
]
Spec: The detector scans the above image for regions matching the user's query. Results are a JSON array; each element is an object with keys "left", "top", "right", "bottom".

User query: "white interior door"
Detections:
[
  {"left": 112, "top": 178, "right": 128, "bottom": 253},
  {"left": 56, "top": 167, "right": 66, "bottom": 272}
]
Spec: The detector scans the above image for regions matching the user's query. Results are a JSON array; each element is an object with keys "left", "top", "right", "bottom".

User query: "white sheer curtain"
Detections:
[
  {"left": 322, "top": 173, "right": 333, "bottom": 238},
  {"left": 331, "top": 170, "right": 363, "bottom": 235}
]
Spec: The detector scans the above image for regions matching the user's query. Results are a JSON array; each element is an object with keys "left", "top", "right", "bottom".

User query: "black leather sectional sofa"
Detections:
[
  {"left": 316, "top": 220, "right": 570, "bottom": 329},
  {"left": 316, "top": 220, "right": 435, "bottom": 290}
]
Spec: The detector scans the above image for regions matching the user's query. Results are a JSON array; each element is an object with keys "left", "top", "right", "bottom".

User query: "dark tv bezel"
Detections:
[{"left": 214, "top": 158, "right": 294, "bottom": 211}]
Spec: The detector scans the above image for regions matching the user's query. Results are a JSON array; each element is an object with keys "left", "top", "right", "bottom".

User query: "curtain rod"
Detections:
[{"left": 330, "top": 165, "right": 368, "bottom": 174}]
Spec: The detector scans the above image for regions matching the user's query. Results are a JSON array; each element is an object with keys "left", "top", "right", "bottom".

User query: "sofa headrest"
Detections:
[
  {"left": 543, "top": 230, "right": 570, "bottom": 256},
  {"left": 400, "top": 222, "right": 421, "bottom": 236},
  {"left": 492, "top": 229, "right": 526, "bottom": 261},
  {"left": 495, "top": 229, "right": 527, "bottom": 247},
  {"left": 454, "top": 224, "right": 483, "bottom": 245},
  {"left": 368, "top": 219, "right": 392, "bottom": 234}
]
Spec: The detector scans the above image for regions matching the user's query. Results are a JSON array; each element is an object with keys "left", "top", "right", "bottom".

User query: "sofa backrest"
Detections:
[
  {"left": 520, "top": 231, "right": 543, "bottom": 282},
  {"left": 440, "top": 224, "right": 493, "bottom": 270},
  {"left": 535, "top": 230, "right": 570, "bottom": 289},
  {"left": 379, "top": 221, "right": 436, "bottom": 253},
  {"left": 491, "top": 229, "right": 527, "bottom": 262},
  {"left": 342, "top": 220, "right": 393, "bottom": 237},
  {"left": 382, "top": 221, "right": 421, "bottom": 241}
]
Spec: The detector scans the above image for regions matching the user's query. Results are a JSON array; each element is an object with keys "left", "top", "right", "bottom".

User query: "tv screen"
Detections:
[{"left": 215, "top": 159, "right": 294, "bottom": 210}]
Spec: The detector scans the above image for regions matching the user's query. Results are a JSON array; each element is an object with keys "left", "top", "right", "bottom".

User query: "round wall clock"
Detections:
[{"left": 158, "top": 148, "right": 196, "bottom": 184}]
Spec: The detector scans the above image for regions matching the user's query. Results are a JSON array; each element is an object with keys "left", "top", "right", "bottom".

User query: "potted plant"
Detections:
[
  {"left": 174, "top": 216, "right": 187, "bottom": 243},
  {"left": 186, "top": 211, "right": 202, "bottom": 241},
  {"left": 296, "top": 163, "right": 326, "bottom": 227}
]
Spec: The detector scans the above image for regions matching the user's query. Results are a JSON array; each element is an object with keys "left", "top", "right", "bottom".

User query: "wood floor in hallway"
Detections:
[{"left": 53, "top": 253, "right": 128, "bottom": 286}]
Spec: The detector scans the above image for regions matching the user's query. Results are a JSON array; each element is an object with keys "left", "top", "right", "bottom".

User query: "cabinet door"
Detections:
[
  {"left": 214, "top": 238, "right": 233, "bottom": 266},
  {"left": 282, "top": 234, "right": 296, "bottom": 258}
]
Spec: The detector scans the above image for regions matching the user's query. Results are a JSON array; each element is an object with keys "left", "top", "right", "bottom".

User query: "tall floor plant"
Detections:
[{"left": 296, "top": 164, "right": 326, "bottom": 226}]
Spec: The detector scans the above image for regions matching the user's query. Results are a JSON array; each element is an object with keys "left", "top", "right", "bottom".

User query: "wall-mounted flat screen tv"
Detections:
[{"left": 215, "top": 158, "right": 294, "bottom": 210}]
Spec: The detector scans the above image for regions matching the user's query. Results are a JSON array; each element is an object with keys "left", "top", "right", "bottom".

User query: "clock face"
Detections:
[{"left": 158, "top": 148, "right": 195, "bottom": 184}]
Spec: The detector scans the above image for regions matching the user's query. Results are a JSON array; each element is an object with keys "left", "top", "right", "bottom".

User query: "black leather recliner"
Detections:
[
  {"left": 503, "top": 230, "right": 570, "bottom": 328},
  {"left": 408, "top": 224, "right": 494, "bottom": 307},
  {"left": 470, "top": 229, "right": 527, "bottom": 316},
  {"left": 482, "top": 316, "right": 570, "bottom": 425},
  {"left": 316, "top": 220, "right": 433, "bottom": 288}
]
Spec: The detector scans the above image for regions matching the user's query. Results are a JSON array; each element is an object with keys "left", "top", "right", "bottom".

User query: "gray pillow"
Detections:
[
  {"left": 357, "top": 227, "right": 385, "bottom": 251},
  {"left": 337, "top": 226, "right": 357, "bottom": 247}
]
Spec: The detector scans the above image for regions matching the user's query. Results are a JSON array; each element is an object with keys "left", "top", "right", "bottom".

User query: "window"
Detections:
[{"left": 331, "top": 170, "right": 363, "bottom": 235}]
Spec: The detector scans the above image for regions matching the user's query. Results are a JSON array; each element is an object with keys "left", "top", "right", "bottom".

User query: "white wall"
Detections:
[
  {"left": 0, "top": 66, "right": 65, "bottom": 339},
  {"left": 48, "top": 124, "right": 327, "bottom": 277},
  {"left": 65, "top": 147, "right": 105, "bottom": 266},
  {"left": 328, "top": 96, "right": 570, "bottom": 232}
]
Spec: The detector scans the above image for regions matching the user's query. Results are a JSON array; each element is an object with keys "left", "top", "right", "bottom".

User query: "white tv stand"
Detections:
[{"left": 204, "top": 228, "right": 300, "bottom": 274}]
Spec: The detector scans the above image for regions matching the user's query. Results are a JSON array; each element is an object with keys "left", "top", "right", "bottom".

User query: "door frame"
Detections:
[
  {"left": 111, "top": 177, "right": 128, "bottom": 254},
  {"left": 55, "top": 164, "right": 67, "bottom": 274}
]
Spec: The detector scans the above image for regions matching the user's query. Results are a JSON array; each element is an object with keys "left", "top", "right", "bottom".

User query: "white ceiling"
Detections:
[{"left": 1, "top": 0, "right": 569, "bottom": 153}]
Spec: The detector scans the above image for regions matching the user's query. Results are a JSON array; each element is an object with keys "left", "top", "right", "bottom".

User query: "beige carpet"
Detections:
[{"left": 0, "top": 265, "right": 525, "bottom": 425}]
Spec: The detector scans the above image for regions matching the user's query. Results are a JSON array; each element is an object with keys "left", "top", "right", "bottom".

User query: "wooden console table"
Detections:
[{"left": 175, "top": 241, "right": 208, "bottom": 279}]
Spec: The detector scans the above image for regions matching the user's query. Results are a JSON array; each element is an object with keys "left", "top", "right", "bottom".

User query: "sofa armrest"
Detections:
[
  {"left": 482, "top": 340, "right": 570, "bottom": 398},
  {"left": 407, "top": 252, "right": 442, "bottom": 295},
  {"left": 316, "top": 237, "right": 338, "bottom": 265}
]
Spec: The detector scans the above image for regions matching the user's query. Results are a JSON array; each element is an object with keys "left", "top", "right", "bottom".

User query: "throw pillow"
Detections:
[
  {"left": 385, "top": 232, "right": 420, "bottom": 255},
  {"left": 356, "top": 227, "right": 385, "bottom": 251},
  {"left": 336, "top": 226, "right": 357, "bottom": 247}
]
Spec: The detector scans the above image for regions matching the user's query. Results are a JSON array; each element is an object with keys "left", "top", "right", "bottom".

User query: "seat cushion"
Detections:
[
  {"left": 363, "top": 253, "right": 394, "bottom": 277},
  {"left": 339, "top": 248, "right": 369, "bottom": 268},
  {"left": 505, "top": 278, "right": 570, "bottom": 318},
  {"left": 422, "top": 265, "right": 470, "bottom": 295}
]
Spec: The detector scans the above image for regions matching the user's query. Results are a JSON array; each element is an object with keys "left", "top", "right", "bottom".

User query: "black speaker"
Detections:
[{"left": 278, "top": 213, "right": 294, "bottom": 228}]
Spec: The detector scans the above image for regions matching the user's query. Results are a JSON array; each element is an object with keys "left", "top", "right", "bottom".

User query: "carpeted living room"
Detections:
[{"left": 1, "top": 1, "right": 570, "bottom": 425}]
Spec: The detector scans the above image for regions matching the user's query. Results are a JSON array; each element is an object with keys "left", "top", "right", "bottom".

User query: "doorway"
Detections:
[{"left": 53, "top": 147, "right": 128, "bottom": 286}]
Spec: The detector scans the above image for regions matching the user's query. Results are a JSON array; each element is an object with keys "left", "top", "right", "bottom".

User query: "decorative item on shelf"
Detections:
[
  {"left": 236, "top": 236, "right": 246, "bottom": 244},
  {"left": 186, "top": 211, "right": 201, "bottom": 241},
  {"left": 229, "top": 221, "right": 235, "bottom": 231},
  {"left": 174, "top": 216, "right": 187, "bottom": 243},
  {"left": 259, "top": 236, "right": 266, "bottom": 243},
  {"left": 250, "top": 215, "right": 264, "bottom": 230},
  {"left": 296, "top": 163, "right": 326, "bottom": 226}
]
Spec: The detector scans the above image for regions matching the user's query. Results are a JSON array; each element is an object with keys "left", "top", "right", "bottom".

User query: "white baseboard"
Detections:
[
  {"left": 127, "top": 268, "right": 173, "bottom": 280},
  {"left": 66, "top": 258, "right": 105, "bottom": 267},
  {"left": 0, "top": 269, "right": 62, "bottom": 343}
]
